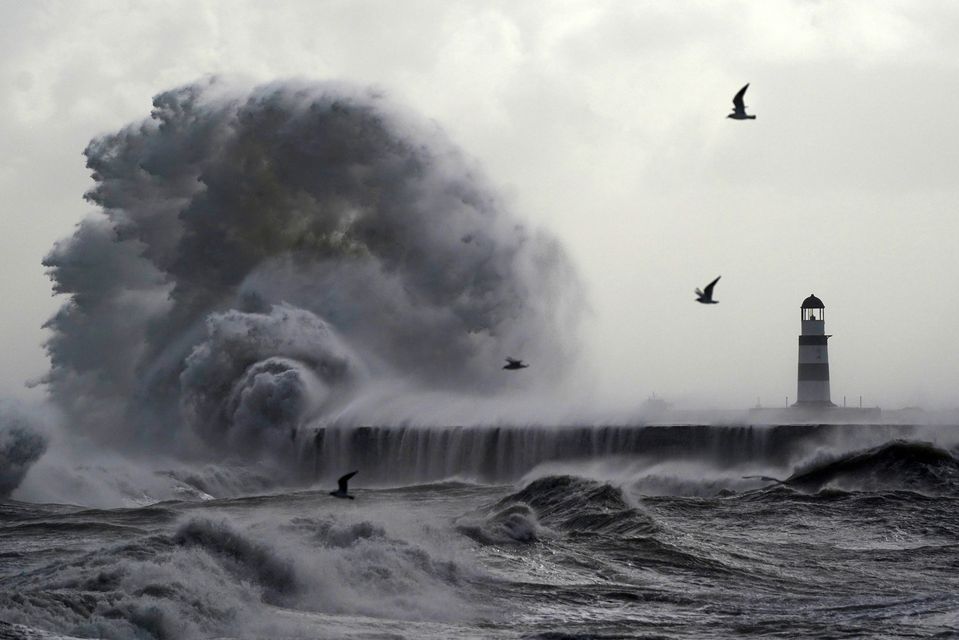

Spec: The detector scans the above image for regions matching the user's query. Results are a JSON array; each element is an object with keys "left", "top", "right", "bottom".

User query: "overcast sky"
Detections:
[{"left": 2, "top": 0, "right": 958, "bottom": 410}]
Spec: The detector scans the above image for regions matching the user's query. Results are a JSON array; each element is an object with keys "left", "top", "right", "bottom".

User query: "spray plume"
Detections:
[{"left": 40, "top": 78, "right": 583, "bottom": 467}]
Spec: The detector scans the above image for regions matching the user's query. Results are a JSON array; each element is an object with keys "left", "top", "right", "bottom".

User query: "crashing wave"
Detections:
[
  {"left": 462, "top": 476, "right": 658, "bottom": 542},
  {"left": 0, "top": 510, "right": 482, "bottom": 639},
  {"left": 0, "top": 412, "right": 47, "bottom": 499},
  {"left": 780, "top": 440, "right": 959, "bottom": 494},
  {"left": 39, "top": 77, "right": 581, "bottom": 475},
  {"left": 456, "top": 503, "right": 551, "bottom": 544}
]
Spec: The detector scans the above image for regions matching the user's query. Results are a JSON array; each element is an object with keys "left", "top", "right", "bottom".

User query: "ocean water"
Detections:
[{"left": 3, "top": 426, "right": 959, "bottom": 639}]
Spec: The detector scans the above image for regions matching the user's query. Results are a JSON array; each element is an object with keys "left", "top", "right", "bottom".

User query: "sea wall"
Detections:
[{"left": 297, "top": 423, "right": 920, "bottom": 484}]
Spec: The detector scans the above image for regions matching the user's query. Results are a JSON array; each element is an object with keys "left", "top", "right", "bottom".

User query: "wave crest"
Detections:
[
  {"left": 783, "top": 440, "right": 959, "bottom": 494},
  {"left": 464, "top": 475, "right": 658, "bottom": 541}
]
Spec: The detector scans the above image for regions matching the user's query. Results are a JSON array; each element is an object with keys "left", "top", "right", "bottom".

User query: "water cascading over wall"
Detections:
[{"left": 296, "top": 424, "right": 916, "bottom": 484}]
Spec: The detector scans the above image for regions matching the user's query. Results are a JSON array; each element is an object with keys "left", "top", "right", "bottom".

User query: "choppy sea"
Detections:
[{"left": 3, "top": 426, "right": 959, "bottom": 639}]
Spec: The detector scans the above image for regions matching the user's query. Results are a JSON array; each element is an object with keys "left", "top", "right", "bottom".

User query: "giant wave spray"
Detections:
[{"left": 38, "top": 78, "right": 582, "bottom": 475}]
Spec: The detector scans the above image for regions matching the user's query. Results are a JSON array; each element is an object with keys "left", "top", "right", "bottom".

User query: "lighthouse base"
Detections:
[{"left": 748, "top": 405, "right": 881, "bottom": 425}]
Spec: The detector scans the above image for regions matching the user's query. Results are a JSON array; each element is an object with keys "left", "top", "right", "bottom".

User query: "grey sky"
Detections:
[{"left": 1, "top": 1, "right": 958, "bottom": 410}]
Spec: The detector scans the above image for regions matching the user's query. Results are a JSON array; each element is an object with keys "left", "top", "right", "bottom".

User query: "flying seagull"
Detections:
[
  {"left": 330, "top": 470, "right": 358, "bottom": 499},
  {"left": 695, "top": 276, "right": 721, "bottom": 304},
  {"left": 727, "top": 83, "right": 756, "bottom": 120},
  {"left": 503, "top": 357, "right": 529, "bottom": 370}
]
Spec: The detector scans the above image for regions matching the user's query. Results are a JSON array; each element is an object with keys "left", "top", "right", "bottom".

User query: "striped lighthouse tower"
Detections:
[{"left": 795, "top": 294, "right": 835, "bottom": 406}]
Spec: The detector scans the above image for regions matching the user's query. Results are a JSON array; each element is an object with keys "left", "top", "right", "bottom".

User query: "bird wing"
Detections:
[
  {"left": 732, "top": 84, "right": 749, "bottom": 111},
  {"left": 505, "top": 357, "right": 519, "bottom": 364},
  {"left": 337, "top": 470, "right": 358, "bottom": 492},
  {"left": 703, "top": 276, "right": 721, "bottom": 297}
]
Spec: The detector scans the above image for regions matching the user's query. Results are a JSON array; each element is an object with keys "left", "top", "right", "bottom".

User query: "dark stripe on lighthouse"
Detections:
[
  {"left": 799, "top": 335, "right": 829, "bottom": 345},
  {"left": 798, "top": 363, "right": 830, "bottom": 380}
]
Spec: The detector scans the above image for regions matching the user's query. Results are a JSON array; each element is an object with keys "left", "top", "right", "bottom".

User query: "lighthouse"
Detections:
[
  {"left": 747, "top": 293, "right": 881, "bottom": 423},
  {"left": 795, "top": 294, "right": 835, "bottom": 406}
]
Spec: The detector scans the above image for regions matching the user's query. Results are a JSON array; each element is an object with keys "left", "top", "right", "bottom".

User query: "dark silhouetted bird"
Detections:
[
  {"left": 503, "top": 357, "right": 529, "bottom": 370},
  {"left": 695, "top": 276, "right": 721, "bottom": 304},
  {"left": 330, "top": 470, "right": 358, "bottom": 499},
  {"left": 727, "top": 84, "right": 756, "bottom": 120}
]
